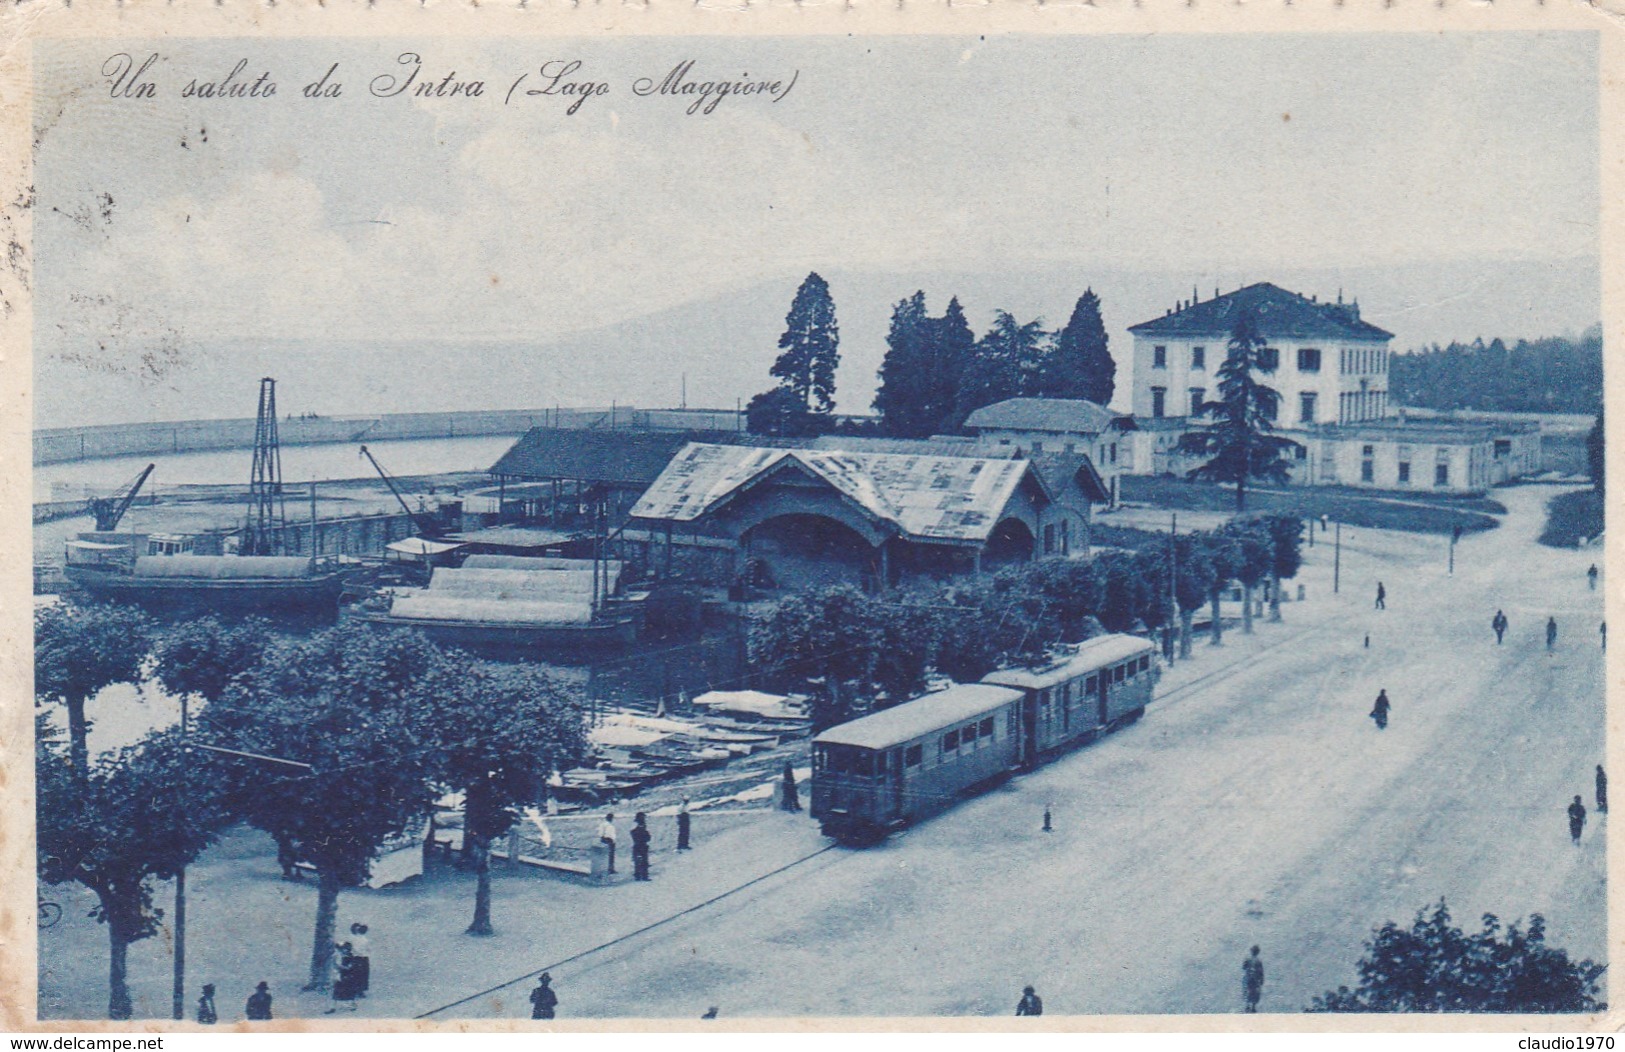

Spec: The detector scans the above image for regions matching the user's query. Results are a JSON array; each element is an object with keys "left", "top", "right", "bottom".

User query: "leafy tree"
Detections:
[
  {"left": 1171, "top": 534, "right": 1216, "bottom": 659},
  {"left": 750, "top": 585, "right": 885, "bottom": 730},
  {"left": 1257, "top": 514, "right": 1305, "bottom": 623},
  {"left": 1588, "top": 409, "right": 1604, "bottom": 495},
  {"left": 953, "top": 311, "right": 1050, "bottom": 428},
  {"left": 37, "top": 729, "right": 231, "bottom": 1019},
  {"left": 204, "top": 624, "right": 450, "bottom": 990},
  {"left": 35, "top": 600, "right": 154, "bottom": 779},
  {"left": 1177, "top": 313, "right": 1301, "bottom": 511},
  {"left": 152, "top": 616, "right": 273, "bottom": 705},
  {"left": 934, "top": 573, "right": 1061, "bottom": 683},
  {"left": 1202, "top": 533, "right": 1242, "bottom": 647},
  {"left": 1041, "top": 289, "right": 1116, "bottom": 405},
  {"left": 1219, "top": 520, "right": 1272, "bottom": 635},
  {"left": 770, "top": 271, "right": 840, "bottom": 415},
  {"left": 1024, "top": 558, "right": 1107, "bottom": 644},
  {"left": 1309, "top": 900, "right": 1605, "bottom": 1013},
  {"left": 745, "top": 386, "right": 825, "bottom": 437},
  {"left": 432, "top": 659, "right": 588, "bottom": 937},
  {"left": 870, "top": 596, "right": 939, "bottom": 705},
  {"left": 1390, "top": 326, "right": 1602, "bottom": 415}
]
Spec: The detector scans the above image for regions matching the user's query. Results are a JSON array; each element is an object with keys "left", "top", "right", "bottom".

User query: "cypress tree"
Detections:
[{"left": 771, "top": 272, "right": 840, "bottom": 415}]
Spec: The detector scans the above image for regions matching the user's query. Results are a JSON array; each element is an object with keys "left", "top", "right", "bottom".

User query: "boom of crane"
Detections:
[
  {"left": 89, "top": 463, "right": 156, "bottom": 532},
  {"left": 359, "top": 445, "right": 446, "bottom": 539}
]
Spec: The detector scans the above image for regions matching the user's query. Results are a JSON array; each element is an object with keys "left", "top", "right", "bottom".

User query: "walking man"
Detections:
[
  {"left": 1370, "top": 689, "right": 1391, "bottom": 731},
  {"left": 348, "top": 923, "right": 371, "bottom": 998},
  {"left": 1375, "top": 582, "right": 1386, "bottom": 610},
  {"left": 1602, "top": 622, "right": 1607, "bottom": 651},
  {"left": 529, "top": 973, "right": 558, "bottom": 1020},
  {"left": 1492, "top": 610, "right": 1508, "bottom": 645},
  {"left": 1597, "top": 765, "right": 1608, "bottom": 815},
  {"left": 781, "top": 761, "right": 802, "bottom": 812},
  {"left": 1242, "top": 946, "right": 1265, "bottom": 1013},
  {"left": 631, "top": 812, "right": 652, "bottom": 881},
  {"left": 598, "top": 813, "right": 618, "bottom": 875},
  {"left": 1588, "top": 564, "right": 1599, "bottom": 591},
  {"left": 1015, "top": 985, "right": 1043, "bottom": 1016},
  {"left": 1548, "top": 617, "right": 1559, "bottom": 652},
  {"left": 677, "top": 798, "right": 692, "bottom": 851},
  {"left": 1569, "top": 794, "right": 1587, "bottom": 844},
  {"left": 245, "top": 981, "right": 273, "bottom": 1021}
]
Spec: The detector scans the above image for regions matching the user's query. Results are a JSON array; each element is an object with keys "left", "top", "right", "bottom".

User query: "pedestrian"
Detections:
[
  {"left": 631, "top": 812, "right": 652, "bottom": 881},
  {"left": 326, "top": 942, "right": 360, "bottom": 1013},
  {"left": 245, "top": 981, "right": 273, "bottom": 1021},
  {"left": 1601, "top": 622, "right": 1607, "bottom": 651},
  {"left": 1568, "top": 795, "right": 1587, "bottom": 844},
  {"left": 1548, "top": 617, "right": 1559, "bottom": 652},
  {"left": 1015, "top": 985, "right": 1043, "bottom": 1016},
  {"left": 1370, "top": 689, "right": 1391, "bottom": 731},
  {"left": 1492, "top": 610, "right": 1508, "bottom": 645},
  {"left": 677, "top": 798, "right": 692, "bottom": 851},
  {"left": 196, "top": 983, "right": 217, "bottom": 1025},
  {"left": 348, "top": 922, "right": 371, "bottom": 998},
  {"left": 597, "top": 813, "right": 618, "bottom": 875},
  {"left": 1375, "top": 582, "right": 1386, "bottom": 610},
  {"left": 781, "top": 761, "right": 802, "bottom": 812},
  {"left": 529, "top": 973, "right": 558, "bottom": 1020},
  {"left": 276, "top": 832, "right": 300, "bottom": 881},
  {"left": 1242, "top": 946, "right": 1265, "bottom": 1013},
  {"left": 1588, "top": 564, "right": 1599, "bottom": 591},
  {"left": 1597, "top": 765, "right": 1608, "bottom": 814}
]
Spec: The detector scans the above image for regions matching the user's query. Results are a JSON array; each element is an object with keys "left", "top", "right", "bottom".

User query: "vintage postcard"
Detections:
[{"left": 2, "top": 0, "right": 1618, "bottom": 1034}]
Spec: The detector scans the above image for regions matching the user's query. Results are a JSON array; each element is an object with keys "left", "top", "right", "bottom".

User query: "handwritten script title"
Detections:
[{"left": 102, "top": 53, "right": 801, "bottom": 116}]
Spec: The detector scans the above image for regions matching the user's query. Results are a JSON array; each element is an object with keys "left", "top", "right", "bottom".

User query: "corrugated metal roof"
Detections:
[
  {"left": 629, "top": 442, "right": 1036, "bottom": 544},
  {"left": 981, "top": 633, "right": 1157, "bottom": 689},
  {"left": 1128, "top": 283, "right": 1394, "bottom": 342},
  {"left": 964, "top": 398, "right": 1126, "bottom": 436},
  {"left": 813, "top": 684, "right": 1024, "bottom": 750}
]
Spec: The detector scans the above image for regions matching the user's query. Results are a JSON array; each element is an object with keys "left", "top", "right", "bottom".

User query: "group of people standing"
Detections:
[
  {"left": 326, "top": 922, "right": 372, "bottom": 1013},
  {"left": 1568, "top": 765, "right": 1607, "bottom": 845},
  {"left": 194, "top": 980, "right": 274, "bottom": 1023},
  {"left": 597, "top": 810, "right": 666, "bottom": 881}
]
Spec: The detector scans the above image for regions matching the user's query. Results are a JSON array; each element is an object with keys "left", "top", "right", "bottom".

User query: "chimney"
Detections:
[
  {"left": 1193, "top": 285, "right": 1199, "bottom": 304},
  {"left": 1215, "top": 287, "right": 1220, "bottom": 299}
]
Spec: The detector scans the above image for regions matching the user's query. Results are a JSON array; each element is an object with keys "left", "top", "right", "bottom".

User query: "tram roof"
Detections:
[
  {"left": 813, "top": 683, "right": 1024, "bottom": 751},
  {"left": 981, "top": 633, "right": 1156, "bottom": 689}
]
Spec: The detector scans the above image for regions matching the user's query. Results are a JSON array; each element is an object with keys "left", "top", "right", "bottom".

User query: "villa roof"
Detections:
[{"left": 1128, "top": 282, "right": 1393, "bottom": 342}]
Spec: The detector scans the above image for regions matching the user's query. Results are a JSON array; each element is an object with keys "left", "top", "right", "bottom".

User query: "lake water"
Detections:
[{"left": 33, "top": 435, "right": 520, "bottom": 502}]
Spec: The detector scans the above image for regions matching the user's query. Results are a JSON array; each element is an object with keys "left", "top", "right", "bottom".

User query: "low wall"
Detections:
[{"left": 35, "top": 406, "right": 749, "bottom": 465}]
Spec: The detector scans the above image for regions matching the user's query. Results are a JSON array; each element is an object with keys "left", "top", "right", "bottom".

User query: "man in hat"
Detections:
[
  {"left": 631, "top": 812, "right": 652, "bottom": 881},
  {"left": 530, "top": 974, "right": 558, "bottom": 1020},
  {"left": 245, "top": 982, "right": 273, "bottom": 1021},
  {"left": 1242, "top": 946, "right": 1265, "bottom": 1012},
  {"left": 1015, "top": 986, "right": 1043, "bottom": 1016},
  {"left": 677, "top": 798, "right": 692, "bottom": 851}
]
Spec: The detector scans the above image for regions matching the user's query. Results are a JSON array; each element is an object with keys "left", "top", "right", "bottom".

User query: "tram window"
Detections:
[
  {"left": 1114, "top": 665, "right": 1126, "bottom": 683},
  {"left": 1139, "top": 655, "right": 1150, "bottom": 673},
  {"left": 813, "top": 748, "right": 826, "bottom": 771},
  {"left": 979, "top": 717, "right": 995, "bottom": 738},
  {"left": 1085, "top": 675, "right": 1097, "bottom": 693},
  {"left": 962, "top": 723, "right": 978, "bottom": 744},
  {"left": 904, "top": 744, "right": 922, "bottom": 767},
  {"left": 943, "top": 729, "right": 960, "bottom": 753},
  {"left": 1008, "top": 710, "right": 1020, "bottom": 736}
]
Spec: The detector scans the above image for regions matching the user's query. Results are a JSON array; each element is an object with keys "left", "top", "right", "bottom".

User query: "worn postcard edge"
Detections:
[{"left": 0, "top": 0, "right": 1619, "bottom": 1034}]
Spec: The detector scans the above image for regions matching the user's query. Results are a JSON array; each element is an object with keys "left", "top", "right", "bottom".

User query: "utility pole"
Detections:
[
  {"left": 173, "top": 694, "right": 188, "bottom": 1021},
  {"left": 1449, "top": 524, "right": 1462, "bottom": 576},
  {"left": 1333, "top": 522, "right": 1342, "bottom": 595},
  {"left": 1167, "top": 513, "right": 1178, "bottom": 663}
]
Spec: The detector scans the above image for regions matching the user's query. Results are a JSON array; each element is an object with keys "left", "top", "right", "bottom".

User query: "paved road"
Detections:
[{"left": 446, "top": 486, "right": 1605, "bottom": 1018}]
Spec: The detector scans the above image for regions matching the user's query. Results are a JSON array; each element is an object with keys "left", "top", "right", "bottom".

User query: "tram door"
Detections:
[
  {"left": 1096, "top": 670, "right": 1110, "bottom": 726},
  {"left": 888, "top": 748, "right": 905, "bottom": 819},
  {"left": 1022, "top": 695, "right": 1038, "bottom": 766}
]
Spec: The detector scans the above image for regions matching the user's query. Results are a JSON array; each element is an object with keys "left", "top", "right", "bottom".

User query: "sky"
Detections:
[{"left": 32, "top": 32, "right": 1600, "bottom": 426}]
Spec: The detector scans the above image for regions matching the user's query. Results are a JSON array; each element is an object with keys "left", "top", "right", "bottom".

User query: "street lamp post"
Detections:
[{"left": 1333, "top": 522, "right": 1342, "bottom": 595}]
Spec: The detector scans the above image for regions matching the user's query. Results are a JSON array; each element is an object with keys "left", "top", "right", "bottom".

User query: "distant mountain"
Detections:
[{"left": 34, "top": 257, "right": 1597, "bottom": 428}]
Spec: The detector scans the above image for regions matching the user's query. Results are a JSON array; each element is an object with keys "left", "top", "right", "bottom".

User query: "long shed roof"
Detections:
[
  {"left": 964, "top": 397, "right": 1129, "bottom": 436},
  {"left": 813, "top": 684, "right": 1025, "bottom": 750},
  {"left": 490, "top": 428, "right": 736, "bottom": 486}
]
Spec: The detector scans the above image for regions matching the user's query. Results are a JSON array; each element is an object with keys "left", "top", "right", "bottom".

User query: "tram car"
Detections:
[{"left": 810, "top": 633, "right": 1159, "bottom": 841}]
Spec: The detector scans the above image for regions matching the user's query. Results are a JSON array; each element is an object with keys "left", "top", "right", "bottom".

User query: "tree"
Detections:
[
  {"left": 35, "top": 600, "right": 154, "bottom": 780},
  {"left": 749, "top": 585, "right": 885, "bottom": 730},
  {"left": 1309, "top": 900, "right": 1605, "bottom": 1013},
  {"left": 746, "top": 386, "right": 825, "bottom": 437},
  {"left": 873, "top": 291, "right": 933, "bottom": 437},
  {"left": 1257, "top": 515, "right": 1305, "bottom": 623},
  {"left": 204, "top": 624, "right": 450, "bottom": 990},
  {"left": 433, "top": 660, "right": 588, "bottom": 936},
  {"left": 1177, "top": 313, "right": 1301, "bottom": 511},
  {"left": 1041, "top": 289, "right": 1116, "bottom": 405},
  {"left": 770, "top": 271, "right": 840, "bottom": 415},
  {"left": 1588, "top": 408, "right": 1604, "bottom": 495},
  {"left": 1171, "top": 534, "right": 1216, "bottom": 659},
  {"left": 37, "top": 729, "right": 231, "bottom": 1019},
  {"left": 1219, "top": 520, "right": 1272, "bottom": 635},
  {"left": 1203, "top": 533, "right": 1242, "bottom": 646},
  {"left": 953, "top": 311, "right": 1050, "bottom": 427},
  {"left": 152, "top": 616, "right": 273, "bottom": 705}
]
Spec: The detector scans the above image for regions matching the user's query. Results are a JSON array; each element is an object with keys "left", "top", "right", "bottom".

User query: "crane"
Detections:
[
  {"left": 359, "top": 445, "right": 446, "bottom": 539},
  {"left": 89, "top": 463, "right": 156, "bottom": 532}
]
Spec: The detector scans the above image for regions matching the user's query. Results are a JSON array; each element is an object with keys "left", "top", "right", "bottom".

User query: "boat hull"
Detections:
[
  {"left": 356, "top": 611, "right": 638, "bottom": 654},
  {"left": 64, "top": 566, "right": 346, "bottom": 614}
]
